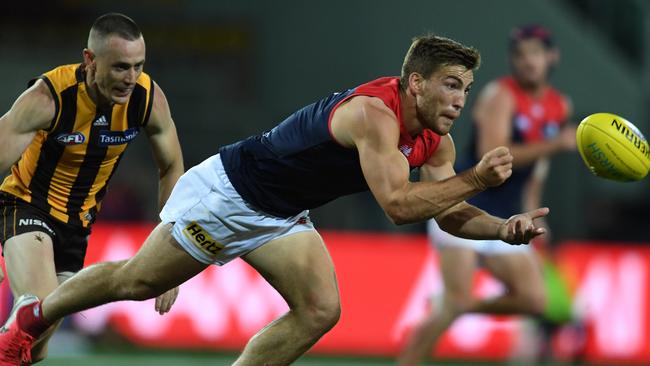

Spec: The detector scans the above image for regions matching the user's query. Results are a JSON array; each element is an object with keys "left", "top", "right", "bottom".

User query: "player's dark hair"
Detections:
[
  {"left": 509, "top": 24, "right": 554, "bottom": 52},
  {"left": 90, "top": 13, "right": 142, "bottom": 41},
  {"left": 400, "top": 35, "right": 480, "bottom": 90}
]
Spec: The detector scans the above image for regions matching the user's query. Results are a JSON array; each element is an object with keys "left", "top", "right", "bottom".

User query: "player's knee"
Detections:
[
  {"left": 120, "top": 277, "right": 166, "bottom": 301},
  {"left": 300, "top": 297, "right": 341, "bottom": 334},
  {"left": 112, "top": 263, "right": 165, "bottom": 301}
]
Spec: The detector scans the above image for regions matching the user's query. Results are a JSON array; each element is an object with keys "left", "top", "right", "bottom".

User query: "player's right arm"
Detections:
[
  {"left": 473, "top": 81, "right": 575, "bottom": 168},
  {"left": 0, "top": 79, "right": 56, "bottom": 173},
  {"left": 330, "top": 96, "right": 512, "bottom": 225}
]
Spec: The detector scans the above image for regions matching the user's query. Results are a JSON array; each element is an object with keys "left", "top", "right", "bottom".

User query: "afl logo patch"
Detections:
[{"left": 56, "top": 132, "right": 85, "bottom": 145}]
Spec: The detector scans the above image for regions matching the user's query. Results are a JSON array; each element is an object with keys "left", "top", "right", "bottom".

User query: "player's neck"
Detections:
[{"left": 84, "top": 72, "right": 114, "bottom": 109}]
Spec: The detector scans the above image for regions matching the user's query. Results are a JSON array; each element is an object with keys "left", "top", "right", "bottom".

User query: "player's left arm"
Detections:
[
  {"left": 144, "top": 81, "right": 185, "bottom": 210},
  {"left": 522, "top": 158, "right": 549, "bottom": 212},
  {"left": 143, "top": 81, "right": 184, "bottom": 314},
  {"left": 522, "top": 93, "right": 573, "bottom": 241},
  {"left": 423, "top": 135, "right": 548, "bottom": 244}
]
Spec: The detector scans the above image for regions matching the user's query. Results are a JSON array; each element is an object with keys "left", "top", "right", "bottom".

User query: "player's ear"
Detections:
[
  {"left": 408, "top": 72, "right": 424, "bottom": 94},
  {"left": 82, "top": 48, "right": 95, "bottom": 66}
]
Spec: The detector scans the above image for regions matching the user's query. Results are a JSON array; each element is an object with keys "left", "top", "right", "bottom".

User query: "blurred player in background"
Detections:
[
  {"left": 398, "top": 24, "right": 577, "bottom": 365},
  {"left": 0, "top": 34, "right": 551, "bottom": 366},
  {"left": 0, "top": 13, "right": 184, "bottom": 364}
]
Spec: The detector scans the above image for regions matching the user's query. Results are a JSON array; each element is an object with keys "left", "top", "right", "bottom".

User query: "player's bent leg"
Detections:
[
  {"left": 3, "top": 232, "right": 60, "bottom": 365},
  {"left": 0, "top": 223, "right": 209, "bottom": 366},
  {"left": 4, "top": 232, "right": 59, "bottom": 303},
  {"left": 234, "top": 230, "right": 340, "bottom": 366},
  {"left": 29, "top": 272, "right": 80, "bottom": 364},
  {"left": 397, "top": 246, "right": 478, "bottom": 366},
  {"left": 476, "top": 251, "right": 546, "bottom": 315},
  {"left": 41, "top": 223, "right": 208, "bottom": 322},
  {"left": 26, "top": 319, "right": 62, "bottom": 364}
]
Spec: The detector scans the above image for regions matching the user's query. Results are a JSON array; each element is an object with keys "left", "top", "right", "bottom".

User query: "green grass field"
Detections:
[
  {"left": 38, "top": 350, "right": 573, "bottom": 366},
  {"left": 33, "top": 330, "right": 578, "bottom": 366},
  {"left": 41, "top": 353, "right": 389, "bottom": 366}
]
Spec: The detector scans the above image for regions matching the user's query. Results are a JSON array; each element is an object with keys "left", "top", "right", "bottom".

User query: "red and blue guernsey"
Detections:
[
  {"left": 461, "top": 76, "right": 569, "bottom": 218},
  {"left": 219, "top": 77, "right": 442, "bottom": 218}
]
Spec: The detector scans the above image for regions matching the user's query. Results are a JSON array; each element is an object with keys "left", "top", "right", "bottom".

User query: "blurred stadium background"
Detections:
[{"left": 1, "top": 0, "right": 649, "bottom": 365}]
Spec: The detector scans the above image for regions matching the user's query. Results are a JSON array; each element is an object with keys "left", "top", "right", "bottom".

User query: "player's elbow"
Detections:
[
  {"left": 435, "top": 213, "right": 454, "bottom": 234},
  {"left": 384, "top": 200, "right": 414, "bottom": 226}
]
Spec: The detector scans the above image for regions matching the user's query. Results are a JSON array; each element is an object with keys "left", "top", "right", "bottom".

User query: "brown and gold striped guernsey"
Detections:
[{"left": 1, "top": 64, "right": 154, "bottom": 228}]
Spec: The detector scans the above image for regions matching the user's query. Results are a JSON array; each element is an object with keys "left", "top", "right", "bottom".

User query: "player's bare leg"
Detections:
[
  {"left": 472, "top": 251, "right": 546, "bottom": 315},
  {"left": 3, "top": 231, "right": 62, "bottom": 363},
  {"left": 234, "top": 230, "right": 340, "bottom": 366},
  {"left": 397, "top": 246, "right": 477, "bottom": 366},
  {"left": 40, "top": 223, "right": 207, "bottom": 322}
]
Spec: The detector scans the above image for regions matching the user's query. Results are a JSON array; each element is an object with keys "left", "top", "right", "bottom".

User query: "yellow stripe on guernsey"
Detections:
[{"left": 0, "top": 64, "right": 154, "bottom": 228}]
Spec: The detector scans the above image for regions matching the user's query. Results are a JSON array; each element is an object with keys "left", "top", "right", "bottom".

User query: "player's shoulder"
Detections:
[
  {"left": 331, "top": 95, "right": 399, "bottom": 147},
  {"left": 20, "top": 77, "right": 57, "bottom": 113},
  {"left": 335, "top": 95, "right": 395, "bottom": 125},
  {"left": 40, "top": 64, "right": 83, "bottom": 91},
  {"left": 547, "top": 85, "right": 570, "bottom": 103},
  {"left": 352, "top": 95, "right": 397, "bottom": 121},
  {"left": 147, "top": 79, "right": 171, "bottom": 119},
  {"left": 545, "top": 85, "right": 572, "bottom": 115},
  {"left": 8, "top": 78, "right": 57, "bottom": 132}
]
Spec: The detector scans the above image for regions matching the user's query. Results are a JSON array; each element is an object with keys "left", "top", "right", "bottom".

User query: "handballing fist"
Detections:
[
  {"left": 474, "top": 146, "right": 513, "bottom": 188},
  {"left": 498, "top": 207, "right": 550, "bottom": 245}
]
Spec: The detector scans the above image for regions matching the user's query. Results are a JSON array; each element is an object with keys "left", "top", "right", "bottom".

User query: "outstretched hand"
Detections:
[
  {"left": 155, "top": 286, "right": 179, "bottom": 315},
  {"left": 498, "top": 207, "right": 550, "bottom": 245}
]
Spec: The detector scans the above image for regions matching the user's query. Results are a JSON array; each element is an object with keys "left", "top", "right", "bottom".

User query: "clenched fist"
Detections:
[
  {"left": 498, "top": 207, "right": 550, "bottom": 245},
  {"left": 474, "top": 146, "right": 513, "bottom": 187}
]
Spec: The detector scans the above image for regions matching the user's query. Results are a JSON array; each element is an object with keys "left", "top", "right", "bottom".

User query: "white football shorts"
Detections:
[
  {"left": 160, "top": 154, "right": 315, "bottom": 265},
  {"left": 428, "top": 218, "right": 530, "bottom": 255}
]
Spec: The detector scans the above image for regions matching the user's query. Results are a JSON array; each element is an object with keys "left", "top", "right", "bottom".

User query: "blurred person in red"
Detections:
[
  {"left": 398, "top": 24, "right": 577, "bottom": 365},
  {"left": 0, "top": 13, "right": 184, "bottom": 364}
]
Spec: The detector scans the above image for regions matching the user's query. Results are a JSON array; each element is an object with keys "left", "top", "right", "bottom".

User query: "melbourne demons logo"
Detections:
[{"left": 56, "top": 132, "right": 85, "bottom": 145}]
